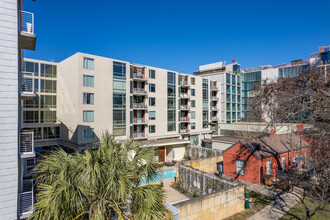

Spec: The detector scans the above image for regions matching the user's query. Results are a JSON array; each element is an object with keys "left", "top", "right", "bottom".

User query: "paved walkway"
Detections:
[{"left": 214, "top": 174, "right": 298, "bottom": 220}]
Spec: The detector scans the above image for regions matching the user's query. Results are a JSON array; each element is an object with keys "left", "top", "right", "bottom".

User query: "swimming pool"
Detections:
[{"left": 140, "top": 169, "right": 176, "bottom": 184}]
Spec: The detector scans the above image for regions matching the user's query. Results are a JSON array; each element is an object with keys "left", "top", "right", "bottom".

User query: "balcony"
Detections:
[
  {"left": 180, "top": 105, "right": 190, "bottom": 111},
  {"left": 133, "top": 88, "right": 147, "bottom": 95},
  {"left": 180, "top": 129, "right": 190, "bottom": 134},
  {"left": 211, "top": 107, "right": 219, "bottom": 111},
  {"left": 133, "top": 103, "right": 147, "bottom": 109},
  {"left": 132, "top": 74, "right": 148, "bottom": 81},
  {"left": 133, "top": 132, "right": 147, "bottom": 139},
  {"left": 19, "top": 10, "right": 36, "bottom": 50},
  {"left": 180, "top": 93, "right": 190, "bottom": 99},
  {"left": 211, "top": 97, "right": 219, "bottom": 101},
  {"left": 19, "top": 180, "right": 34, "bottom": 218},
  {"left": 20, "top": 71, "right": 36, "bottom": 99},
  {"left": 180, "top": 117, "right": 190, "bottom": 122},
  {"left": 212, "top": 117, "right": 219, "bottom": 121},
  {"left": 179, "top": 81, "right": 191, "bottom": 87},
  {"left": 19, "top": 131, "right": 35, "bottom": 158},
  {"left": 211, "top": 86, "right": 218, "bottom": 91},
  {"left": 133, "top": 118, "right": 148, "bottom": 124}
]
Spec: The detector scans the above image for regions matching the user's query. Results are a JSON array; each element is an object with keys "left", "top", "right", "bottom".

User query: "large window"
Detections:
[
  {"left": 167, "top": 110, "right": 176, "bottom": 131},
  {"left": 149, "top": 125, "right": 156, "bottom": 133},
  {"left": 167, "top": 85, "right": 175, "bottom": 97},
  {"left": 40, "top": 80, "right": 56, "bottom": 93},
  {"left": 83, "top": 110, "right": 94, "bottom": 122},
  {"left": 167, "top": 72, "right": 176, "bottom": 132},
  {"left": 40, "top": 95, "right": 56, "bottom": 108},
  {"left": 149, "top": 111, "right": 156, "bottom": 120},
  {"left": 23, "top": 111, "right": 38, "bottom": 123},
  {"left": 40, "top": 111, "right": 56, "bottom": 123},
  {"left": 167, "top": 72, "right": 176, "bottom": 84},
  {"left": 24, "top": 98, "right": 39, "bottom": 108},
  {"left": 83, "top": 57, "right": 94, "bottom": 70},
  {"left": 191, "top": 100, "right": 195, "bottom": 108},
  {"left": 191, "top": 123, "right": 196, "bottom": 130},
  {"left": 149, "top": 97, "right": 156, "bottom": 106},
  {"left": 83, "top": 75, "right": 94, "bottom": 87},
  {"left": 113, "top": 61, "right": 126, "bottom": 78},
  {"left": 191, "top": 89, "right": 195, "bottom": 96},
  {"left": 236, "top": 160, "right": 244, "bottom": 175},
  {"left": 43, "top": 127, "right": 60, "bottom": 139},
  {"left": 83, "top": 93, "right": 94, "bottom": 105},
  {"left": 191, "top": 77, "right": 195, "bottom": 85},
  {"left": 266, "top": 160, "right": 272, "bottom": 175},
  {"left": 167, "top": 98, "right": 176, "bottom": 109},
  {"left": 41, "top": 64, "right": 57, "bottom": 78},
  {"left": 24, "top": 61, "right": 39, "bottom": 76},
  {"left": 113, "top": 78, "right": 126, "bottom": 93},
  {"left": 149, "top": 69, "right": 156, "bottom": 79},
  {"left": 191, "top": 111, "right": 196, "bottom": 119},
  {"left": 113, "top": 125, "right": 126, "bottom": 136},
  {"left": 149, "top": 83, "right": 156, "bottom": 92},
  {"left": 113, "top": 93, "right": 126, "bottom": 108},
  {"left": 83, "top": 128, "right": 95, "bottom": 139},
  {"left": 113, "top": 110, "right": 125, "bottom": 124}
]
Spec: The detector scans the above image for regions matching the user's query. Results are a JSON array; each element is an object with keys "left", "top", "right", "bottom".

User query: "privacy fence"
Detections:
[
  {"left": 186, "top": 146, "right": 223, "bottom": 160},
  {"left": 178, "top": 165, "right": 238, "bottom": 196}
]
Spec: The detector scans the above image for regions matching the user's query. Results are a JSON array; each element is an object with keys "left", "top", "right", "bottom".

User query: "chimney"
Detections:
[
  {"left": 270, "top": 129, "right": 277, "bottom": 137},
  {"left": 297, "top": 123, "right": 304, "bottom": 135}
]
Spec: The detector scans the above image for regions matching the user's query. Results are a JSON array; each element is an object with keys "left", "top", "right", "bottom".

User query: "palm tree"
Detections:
[{"left": 30, "top": 131, "right": 170, "bottom": 220}]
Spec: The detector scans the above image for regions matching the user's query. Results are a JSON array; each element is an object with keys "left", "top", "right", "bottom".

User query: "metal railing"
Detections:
[
  {"left": 132, "top": 74, "right": 147, "bottom": 80},
  {"left": 212, "top": 117, "right": 219, "bottom": 121},
  {"left": 180, "top": 129, "right": 190, "bottom": 134},
  {"left": 211, "top": 86, "right": 218, "bottom": 90},
  {"left": 180, "top": 117, "right": 190, "bottom": 122},
  {"left": 180, "top": 105, "right": 190, "bottom": 110},
  {"left": 133, "top": 103, "right": 147, "bottom": 109},
  {"left": 180, "top": 81, "right": 190, "bottom": 86},
  {"left": 133, "top": 132, "right": 146, "bottom": 138},
  {"left": 212, "top": 97, "right": 219, "bottom": 101},
  {"left": 19, "top": 131, "right": 34, "bottom": 155},
  {"left": 20, "top": 71, "right": 34, "bottom": 94},
  {"left": 133, "top": 118, "right": 147, "bottom": 124},
  {"left": 19, "top": 180, "right": 34, "bottom": 216},
  {"left": 19, "top": 10, "right": 34, "bottom": 34},
  {"left": 133, "top": 88, "right": 147, "bottom": 94},
  {"left": 180, "top": 93, "right": 190, "bottom": 98},
  {"left": 211, "top": 107, "right": 218, "bottom": 111}
]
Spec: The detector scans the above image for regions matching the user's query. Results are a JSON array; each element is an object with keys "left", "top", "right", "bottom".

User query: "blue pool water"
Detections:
[{"left": 140, "top": 169, "right": 176, "bottom": 184}]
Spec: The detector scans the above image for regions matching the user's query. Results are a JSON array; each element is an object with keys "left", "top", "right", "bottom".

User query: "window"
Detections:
[
  {"left": 113, "top": 125, "right": 126, "bottom": 136},
  {"left": 83, "top": 57, "right": 94, "bottom": 70},
  {"left": 203, "top": 121, "right": 208, "bottom": 128},
  {"left": 41, "top": 64, "right": 56, "bottom": 78},
  {"left": 149, "top": 125, "right": 156, "bottom": 133},
  {"left": 40, "top": 111, "right": 56, "bottom": 123},
  {"left": 83, "top": 93, "right": 94, "bottom": 105},
  {"left": 226, "top": 74, "right": 231, "bottom": 84},
  {"left": 43, "top": 127, "right": 60, "bottom": 139},
  {"left": 203, "top": 111, "right": 208, "bottom": 121},
  {"left": 149, "top": 69, "right": 156, "bottom": 79},
  {"left": 191, "top": 111, "right": 196, "bottom": 119},
  {"left": 191, "top": 100, "right": 195, "bottom": 108},
  {"left": 167, "top": 98, "right": 176, "bottom": 109},
  {"left": 202, "top": 79, "right": 208, "bottom": 89},
  {"left": 113, "top": 93, "right": 126, "bottom": 108},
  {"left": 149, "top": 111, "right": 156, "bottom": 120},
  {"left": 83, "top": 128, "right": 95, "bottom": 139},
  {"left": 282, "top": 156, "right": 286, "bottom": 171},
  {"left": 236, "top": 160, "right": 244, "bottom": 175},
  {"left": 191, "top": 77, "right": 195, "bottom": 85},
  {"left": 266, "top": 160, "right": 272, "bottom": 175},
  {"left": 167, "top": 85, "right": 175, "bottom": 97},
  {"left": 40, "top": 79, "right": 56, "bottom": 93},
  {"left": 113, "top": 78, "right": 126, "bottom": 93},
  {"left": 23, "top": 111, "right": 38, "bottom": 123},
  {"left": 167, "top": 110, "right": 176, "bottom": 131},
  {"left": 24, "top": 61, "right": 39, "bottom": 76},
  {"left": 24, "top": 98, "right": 39, "bottom": 108},
  {"left": 149, "top": 83, "right": 156, "bottom": 92},
  {"left": 191, "top": 89, "right": 195, "bottom": 96},
  {"left": 167, "top": 72, "right": 176, "bottom": 84},
  {"left": 40, "top": 95, "right": 56, "bottom": 108},
  {"left": 113, "top": 61, "right": 126, "bottom": 78},
  {"left": 149, "top": 97, "right": 156, "bottom": 106},
  {"left": 191, "top": 123, "right": 196, "bottom": 130},
  {"left": 113, "top": 110, "right": 125, "bottom": 124},
  {"left": 83, "top": 111, "right": 94, "bottom": 122},
  {"left": 83, "top": 75, "right": 94, "bottom": 87}
]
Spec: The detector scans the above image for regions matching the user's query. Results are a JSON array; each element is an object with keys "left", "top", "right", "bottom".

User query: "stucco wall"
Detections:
[
  {"left": 212, "top": 141, "right": 233, "bottom": 151},
  {"left": 165, "top": 144, "right": 186, "bottom": 162},
  {"left": 185, "top": 156, "right": 223, "bottom": 173},
  {"left": 174, "top": 185, "right": 245, "bottom": 220}
]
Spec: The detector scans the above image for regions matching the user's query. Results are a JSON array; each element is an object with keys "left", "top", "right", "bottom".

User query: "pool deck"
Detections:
[{"left": 163, "top": 178, "right": 190, "bottom": 205}]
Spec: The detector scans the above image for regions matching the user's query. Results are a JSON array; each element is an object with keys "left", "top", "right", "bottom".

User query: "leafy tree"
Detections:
[{"left": 30, "top": 131, "right": 170, "bottom": 220}]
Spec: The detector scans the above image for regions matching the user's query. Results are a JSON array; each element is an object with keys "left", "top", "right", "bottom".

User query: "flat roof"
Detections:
[
  {"left": 139, "top": 138, "right": 190, "bottom": 147},
  {"left": 211, "top": 136, "right": 245, "bottom": 143}
]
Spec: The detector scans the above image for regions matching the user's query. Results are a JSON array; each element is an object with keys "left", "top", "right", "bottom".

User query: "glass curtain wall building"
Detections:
[{"left": 241, "top": 71, "right": 261, "bottom": 121}]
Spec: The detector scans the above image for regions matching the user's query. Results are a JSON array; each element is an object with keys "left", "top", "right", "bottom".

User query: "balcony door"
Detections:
[{"left": 158, "top": 147, "right": 165, "bottom": 162}]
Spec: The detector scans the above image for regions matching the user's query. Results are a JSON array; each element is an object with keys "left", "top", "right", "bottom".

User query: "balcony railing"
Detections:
[
  {"left": 19, "top": 10, "right": 34, "bottom": 34},
  {"left": 19, "top": 131, "right": 34, "bottom": 155},
  {"left": 180, "top": 105, "right": 190, "bottom": 110},
  {"left": 180, "top": 129, "right": 190, "bottom": 134},
  {"left": 133, "top": 118, "right": 147, "bottom": 124},
  {"left": 212, "top": 97, "right": 219, "bottom": 101},
  {"left": 212, "top": 117, "right": 219, "bottom": 121},
  {"left": 132, "top": 74, "right": 147, "bottom": 80},
  {"left": 20, "top": 71, "right": 34, "bottom": 94},
  {"left": 211, "top": 107, "right": 218, "bottom": 111},
  {"left": 211, "top": 86, "right": 218, "bottom": 91},
  {"left": 133, "top": 88, "right": 147, "bottom": 95},
  {"left": 133, "top": 132, "right": 147, "bottom": 139},
  {"left": 180, "top": 117, "right": 190, "bottom": 122},
  {"left": 19, "top": 180, "right": 34, "bottom": 216},
  {"left": 133, "top": 103, "right": 147, "bottom": 109},
  {"left": 179, "top": 81, "right": 191, "bottom": 87},
  {"left": 180, "top": 93, "right": 190, "bottom": 99}
]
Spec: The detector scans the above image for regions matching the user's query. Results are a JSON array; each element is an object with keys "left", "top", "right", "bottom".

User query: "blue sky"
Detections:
[{"left": 24, "top": 0, "right": 330, "bottom": 73}]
